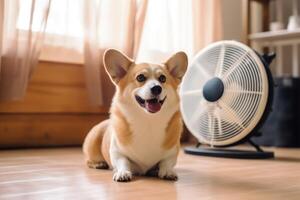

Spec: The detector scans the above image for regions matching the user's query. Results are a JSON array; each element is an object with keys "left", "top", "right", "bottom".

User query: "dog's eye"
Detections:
[
  {"left": 136, "top": 74, "right": 146, "bottom": 82},
  {"left": 158, "top": 75, "right": 166, "bottom": 83}
]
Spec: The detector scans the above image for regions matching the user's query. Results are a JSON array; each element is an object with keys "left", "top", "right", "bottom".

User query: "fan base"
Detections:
[{"left": 184, "top": 146, "right": 274, "bottom": 159}]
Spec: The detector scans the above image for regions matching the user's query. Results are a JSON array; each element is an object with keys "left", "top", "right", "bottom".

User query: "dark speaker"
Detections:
[{"left": 253, "top": 77, "right": 300, "bottom": 147}]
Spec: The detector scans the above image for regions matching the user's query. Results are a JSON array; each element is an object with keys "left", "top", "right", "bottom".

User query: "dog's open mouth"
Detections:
[{"left": 135, "top": 95, "right": 166, "bottom": 113}]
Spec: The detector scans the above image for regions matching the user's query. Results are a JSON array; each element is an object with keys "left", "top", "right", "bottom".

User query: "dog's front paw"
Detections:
[
  {"left": 158, "top": 169, "right": 178, "bottom": 181},
  {"left": 113, "top": 170, "right": 132, "bottom": 182},
  {"left": 87, "top": 160, "right": 109, "bottom": 169}
]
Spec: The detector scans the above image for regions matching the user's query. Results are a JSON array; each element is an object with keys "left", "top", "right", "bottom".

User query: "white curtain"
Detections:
[
  {"left": 83, "top": 0, "right": 148, "bottom": 105},
  {"left": 39, "top": 0, "right": 84, "bottom": 63},
  {"left": 81, "top": 0, "right": 222, "bottom": 105},
  {"left": 0, "top": 0, "right": 51, "bottom": 100},
  {"left": 137, "top": 0, "right": 223, "bottom": 63},
  {"left": 1, "top": 0, "right": 222, "bottom": 105}
]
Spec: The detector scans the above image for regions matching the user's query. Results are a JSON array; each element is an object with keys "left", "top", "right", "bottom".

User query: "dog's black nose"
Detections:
[{"left": 151, "top": 85, "right": 162, "bottom": 95}]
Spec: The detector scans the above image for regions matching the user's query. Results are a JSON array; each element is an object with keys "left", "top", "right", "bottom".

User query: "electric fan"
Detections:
[{"left": 180, "top": 40, "right": 275, "bottom": 159}]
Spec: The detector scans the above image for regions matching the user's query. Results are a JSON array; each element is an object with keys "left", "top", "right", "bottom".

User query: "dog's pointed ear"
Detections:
[
  {"left": 164, "top": 51, "right": 188, "bottom": 80},
  {"left": 103, "top": 49, "right": 133, "bottom": 84}
]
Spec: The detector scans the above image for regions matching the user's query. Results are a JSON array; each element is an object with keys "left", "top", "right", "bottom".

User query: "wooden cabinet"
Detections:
[
  {"left": 0, "top": 62, "right": 109, "bottom": 148},
  {"left": 242, "top": 0, "right": 271, "bottom": 45},
  {"left": 243, "top": 0, "right": 300, "bottom": 77}
]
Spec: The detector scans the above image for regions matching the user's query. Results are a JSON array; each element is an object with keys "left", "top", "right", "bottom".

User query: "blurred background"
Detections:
[{"left": 0, "top": 0, "right": 300, "bottom": 148}]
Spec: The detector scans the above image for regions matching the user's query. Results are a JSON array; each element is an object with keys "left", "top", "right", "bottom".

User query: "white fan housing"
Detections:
[{"left": 180, "top": 40, "right": 270, "bottom": 146}]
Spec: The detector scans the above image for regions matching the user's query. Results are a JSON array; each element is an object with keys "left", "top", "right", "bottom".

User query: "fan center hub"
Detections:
[{"left": 203, "top": 77, "right": 224, "bottom": 102}]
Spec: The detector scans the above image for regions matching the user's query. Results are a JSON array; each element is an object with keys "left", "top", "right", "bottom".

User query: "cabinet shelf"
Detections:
[{"left": 249, "top": 29, "right": 300, "bottom": 42}]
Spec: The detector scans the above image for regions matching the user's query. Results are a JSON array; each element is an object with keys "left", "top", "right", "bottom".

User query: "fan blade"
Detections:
[
  {"left": 208, "top": 112, "right": 215, "bottom": 147},
  {"left": 195, "top": 63, "right": 213, "bottom": 80},
  {"left": 222, "top": 82, "right": 243, "bottom": 106},
  {"left": 218, "top": 100, "right": 245, "bottom": 129},
  {"left": 189, "top": 99, "right": 207, "bottom": 129},
  {"left": 222, "top": 51, "right": 249, "bottom": 81},
  {"left": 222, "top": 81, "right": 263, "bottom": 105},
  {"left": 226, "top": 89, "right": 263, "bottom": 95},
  {"left": 224, "top": 80, "right": 243, "bottom": 92},
  {"left": 215, "top": 110, "right": 223, "bottom": 136},
  {"left": 180, "top": 89, "right": 203, "bottom": 97},
  {"left": 215, "top": 44, "right": 225, "bottom": 77}
]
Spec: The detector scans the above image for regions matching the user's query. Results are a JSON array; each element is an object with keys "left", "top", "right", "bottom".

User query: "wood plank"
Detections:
[
  {"left": 242, "top": 0, "right": 251, "bottom": 45},
  {"left": 0, "top": 146, "right": 299, "bottom": 199},
  {"left": 261, "top": 0, "right": 270, "bottom": 32},
  {"left": 0, "top": 61, "right": 110, "bottom": 114},
  {"left": 0, "top": 114, "right": 108, "bottom": 148}
]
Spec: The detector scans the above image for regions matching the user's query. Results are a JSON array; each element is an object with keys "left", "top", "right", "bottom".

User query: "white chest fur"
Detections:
[{"left": 113, "top": 102, "right": 178, "bottom": 174}]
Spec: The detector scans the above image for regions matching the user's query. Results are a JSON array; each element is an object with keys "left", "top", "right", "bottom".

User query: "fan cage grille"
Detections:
[{"left": 180, "top": 41, "right": 269, "bottom": 146}]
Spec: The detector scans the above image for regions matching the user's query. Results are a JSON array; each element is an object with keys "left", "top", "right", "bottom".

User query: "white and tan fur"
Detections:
[{"left": 83, "top": 49, "right": 187, "bottom": 182}]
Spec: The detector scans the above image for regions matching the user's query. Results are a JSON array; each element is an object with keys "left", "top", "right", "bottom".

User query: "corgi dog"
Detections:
[{"left": 83, "top": 49, "right": 187, "bottom": 182}]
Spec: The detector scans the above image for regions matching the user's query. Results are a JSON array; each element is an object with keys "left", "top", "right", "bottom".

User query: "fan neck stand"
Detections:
[{"left": 184, "top": 139, "right": 274, "bottom": 159}]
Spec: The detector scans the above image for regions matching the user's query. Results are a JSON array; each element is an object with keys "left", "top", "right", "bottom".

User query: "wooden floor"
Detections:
[{"left": 0, "top": 146, "right": 299, "bottom": 200}]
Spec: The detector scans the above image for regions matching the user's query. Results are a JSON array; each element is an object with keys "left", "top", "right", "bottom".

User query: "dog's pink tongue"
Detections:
[{"left": 145, "top": 102, "right": 161, "bottom": 113}]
